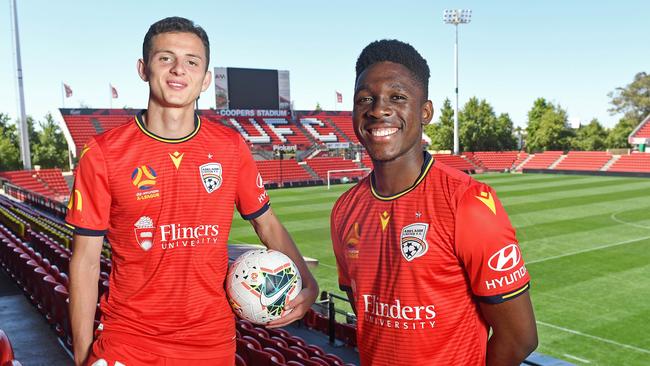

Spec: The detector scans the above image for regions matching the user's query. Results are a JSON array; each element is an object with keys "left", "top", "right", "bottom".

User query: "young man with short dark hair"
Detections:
[
  {"left": 331, "top": 39, "right": 537, "bottom": 365},
  {"left": 67, "top": 17, "right": 318, "bottom": 366}
]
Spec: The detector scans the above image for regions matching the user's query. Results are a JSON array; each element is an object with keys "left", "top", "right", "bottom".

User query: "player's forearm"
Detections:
[
  {"left": 486, "top": 330, "right": 537, "bottom": 366},
  {"left": 69, "top": 250, "right": 100, "bottom": 365}
]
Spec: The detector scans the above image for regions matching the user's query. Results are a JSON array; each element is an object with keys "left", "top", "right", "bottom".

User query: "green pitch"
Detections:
[{"left": 230, "top": 173, "right": 650, "bottom": 365}]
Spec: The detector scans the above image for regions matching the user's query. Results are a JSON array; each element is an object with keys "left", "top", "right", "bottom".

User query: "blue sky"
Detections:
[{"left": 1, "top": 0, "right": 648, "bottom": 128}]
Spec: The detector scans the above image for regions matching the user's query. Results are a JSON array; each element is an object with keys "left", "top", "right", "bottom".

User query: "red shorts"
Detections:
[{"left": 85, "top": 335, "right": 235, "bottom": 366}]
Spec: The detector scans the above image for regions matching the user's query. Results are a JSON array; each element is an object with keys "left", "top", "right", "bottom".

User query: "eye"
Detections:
[
  {"left": 356, "top": 96, "right": 373, "bottom": 104},
  {"left": 159, "top": 56, "right": 172, "bottom": 62},
  {"left": 188, "top": 60, "right": 199, "bottom": 67},
  {"left": 392, "top": 95, "right": 407, "bottom": 101}
]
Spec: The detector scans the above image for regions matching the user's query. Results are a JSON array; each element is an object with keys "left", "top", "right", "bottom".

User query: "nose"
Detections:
[
  {"left": 170, "top": 60, "right": 186, "bottom": 76},
  {"left": 367, "top": 96, "right": 392, "bottom": 120}
]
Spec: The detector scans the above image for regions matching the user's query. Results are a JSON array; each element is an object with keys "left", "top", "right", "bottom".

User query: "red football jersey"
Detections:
[
  {"left": 331, "top": 152, "right": 530, "bottom": 365},
  {"left": 65, "top": 112, "right": 270, "bottom": 359}
]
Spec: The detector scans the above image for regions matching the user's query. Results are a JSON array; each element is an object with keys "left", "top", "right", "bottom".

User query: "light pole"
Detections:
[
  {"left": 10, "top": 0, "right": 31, "bottom": 169},
  {"left": 443, "top": 9, "right": 471, "bottom": 155}
]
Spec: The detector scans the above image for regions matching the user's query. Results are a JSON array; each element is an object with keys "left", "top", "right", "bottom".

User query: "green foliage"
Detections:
[
  {"left": 315, "top": 102, "right": 322, "bottom": 112},
  {"left": 459, "top": 97, "right": 516, "bottom": 151},
  {"left": 605, "top": 114, "right": 638, "bottom": 149},
  {"left": 525, "top": 99, "right": 574, "bottom": 152},
  {"left": 424, "top": 98, "right": 453, "bottom": 150},
  {"left": 31, "top": 113, "right": 69, "bottom": 169},
  {"left": 608, "top": 72, "right": 650, "bottom": 122},
  {"left": 0, "top": 112, "right": 69, "bottom": 171},
  {"left": 571, "top": 119, "right": 607, "bottom": 151},
  {"left": 0, "top": 113, "right": 21, "bottom": 171}
]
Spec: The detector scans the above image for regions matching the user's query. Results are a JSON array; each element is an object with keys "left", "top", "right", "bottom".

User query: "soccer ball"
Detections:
[{"left": 226, "top": 249, "right": 302, "bottom": 325}]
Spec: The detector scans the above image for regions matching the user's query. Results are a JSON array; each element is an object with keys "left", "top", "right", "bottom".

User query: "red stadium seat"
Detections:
[{"left": 234, "top": 353, "right": 246, "bottom": 366}]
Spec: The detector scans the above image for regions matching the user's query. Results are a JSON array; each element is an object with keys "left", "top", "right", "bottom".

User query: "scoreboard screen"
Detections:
[{"left": 214, "top": 67, "right": 290, "bottom": 110}]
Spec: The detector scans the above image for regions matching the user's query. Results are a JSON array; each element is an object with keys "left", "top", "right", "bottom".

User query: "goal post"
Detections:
[{"left": 327, "top": 168, "right": 371, "bottom": 189}]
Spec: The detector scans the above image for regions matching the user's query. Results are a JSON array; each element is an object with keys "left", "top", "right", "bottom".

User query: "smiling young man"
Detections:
[
  {"left": 331, "top": 40, "right": 538, "bottom": 365},
  {"left": 66, "top": 17, "right": 317, "bottom": 366}
]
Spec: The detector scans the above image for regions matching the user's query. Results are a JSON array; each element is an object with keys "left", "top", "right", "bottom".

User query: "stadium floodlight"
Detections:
[
  {"left": 9, "top": 0, "right": 31, "bottom": 169},
  {"left": 443, "top": 9, "right": 472, "bottom": 155}
]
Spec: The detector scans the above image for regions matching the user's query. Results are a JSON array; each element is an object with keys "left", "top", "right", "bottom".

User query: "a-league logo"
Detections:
[{"left": 200, "top": 163, "right": 223, "bottom": 193}]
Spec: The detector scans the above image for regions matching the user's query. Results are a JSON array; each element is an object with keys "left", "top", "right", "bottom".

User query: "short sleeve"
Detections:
[
  {"left": 455, "top": 183, "right": 530, "bottom": 304},
  {"left": 235, "top": 136, "right": 270, "bottom": 220},
  {"left": 331, "top": 198, "right": 352, "bottom": 292},
  {"left": 65, "top": 139, "right": 111, "bottom": 236}
]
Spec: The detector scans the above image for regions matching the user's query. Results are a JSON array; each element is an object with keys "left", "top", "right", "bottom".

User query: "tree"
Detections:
[
  {"left": 0, "top": 113, "right": 20, "bottom": 171},
  {"left": 315, "top": 102, "right": 322, "bottom": 112},
  {"left": 605, "top": 114, "right": 638, "bottom": 148},
  {"left": 495, "top": 113, "right": 517, "bottom": 151},
  {"left": 525, "top": 99, "right": 574, "bottom": 151},
  {"left": 608, "top": 72, "right": 650, "bottom": 122},
  {"left": 424, "top": 98, "right": 453, "bottom": 150},
  {"left": 457, "top": 97, "right": 515, "bottom": 151},
  {"left": 31, "top": 113, "right": 69, "bottom": 169},
  {"left": 571, "top": 118, "right": 607, "bottom": 151},
  {"left": 525, "top": 102, "right": 573, "bottom": 151}
]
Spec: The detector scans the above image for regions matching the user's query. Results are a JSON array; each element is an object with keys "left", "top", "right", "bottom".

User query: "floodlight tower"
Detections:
[
  {"left": 443, "top": 9, "right": 471, "bottom": 155},
  {"left": 9, "top": 0, "right": 31, "bottom": 169}
]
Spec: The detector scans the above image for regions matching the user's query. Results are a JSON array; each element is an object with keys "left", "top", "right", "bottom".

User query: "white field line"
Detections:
[
  {"left": 537, "top": 321, "right": 650, "bottom": 355},
  {"left": 610, "top": 211, "right": 650, "bottom": 230},
  {"left": 527, "top": 235, "right": 650, "bottom": 264},
  {"left": 563, "top": 354, "right": 591, "bottom": 364}
]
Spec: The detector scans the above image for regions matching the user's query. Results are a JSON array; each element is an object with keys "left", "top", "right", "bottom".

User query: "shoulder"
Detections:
[
  {"left": 200, "top": 116, "right": 243, "bottom": 145},
  {"left": 332, "top": 177, "right": 370, "bottom": 216},
  {"left": 426, "top": 159, "right": 476, "bottom": 206}
]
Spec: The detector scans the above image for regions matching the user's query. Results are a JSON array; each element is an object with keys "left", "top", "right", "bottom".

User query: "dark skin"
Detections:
[{"left": 350, "top": 61, "right": 538, "bottom": 365}]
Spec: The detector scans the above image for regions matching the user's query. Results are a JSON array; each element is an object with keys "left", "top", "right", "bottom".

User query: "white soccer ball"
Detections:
[{"left": 226, "top": 249, "right": 302, "bottom": 325}]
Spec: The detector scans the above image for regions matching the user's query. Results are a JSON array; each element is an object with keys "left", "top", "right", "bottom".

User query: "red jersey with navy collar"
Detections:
[
  {"left": 331, "top": 152, "right": 530, "bottom": 365},
  {"left": 66, "top": 111, "right": 269, "bottom": 358}
]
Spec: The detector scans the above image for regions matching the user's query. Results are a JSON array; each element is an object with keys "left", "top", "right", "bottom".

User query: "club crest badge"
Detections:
[
  {"left": 134, "top": 216, "right": 155, "bottom": 251},
  {"left": 400, "top": 223, "right": 429, "bottom": 261},
  {"left": 200, "top": 163, "right": 223, "bottom": 193}
]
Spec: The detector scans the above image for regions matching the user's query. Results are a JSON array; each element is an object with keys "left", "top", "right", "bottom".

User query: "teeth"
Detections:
[{"left": 371, "top": 128, "right": 398, "bottom": 137}]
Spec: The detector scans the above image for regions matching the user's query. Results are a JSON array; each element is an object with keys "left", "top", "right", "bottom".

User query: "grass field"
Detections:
[{"left": 230, "top": 173, "right": 650, "bottom": 366}]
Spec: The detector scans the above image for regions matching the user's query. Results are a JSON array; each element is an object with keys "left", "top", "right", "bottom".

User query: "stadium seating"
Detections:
[
  {"left": 520, "top": 151, "right": 564, "bottom": 169},
  {"left": 554, "top": 151, "right": 612, "bottom": 171},
  {"left": 256, "top": 160, "right": 315, "bottom": 185},
  {"left": 470, "top": 151, "right": 520, "bottom": 171},
  {"left": 321, "top": 115, "right": 359, "bottom": 144},
  {"left": 629, "top": 117, "right": 650, "bottom": 140},
  {"left": 431, "top": 154, "right": 475, "bottom": 172},
  {"left": 608, "top": 153, "right": 650, "bottom": 172},
  {"left": 0, "top": 169, "right": 69, "bottom": 202}
]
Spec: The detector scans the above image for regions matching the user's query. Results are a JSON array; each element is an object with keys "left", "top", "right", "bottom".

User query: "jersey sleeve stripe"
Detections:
[
  {"left": 67, "top": 223, "right": 108, "bottom": 236},
  {"left": 476, "top": 282, "right": 530, "bottom": 304},
  {"left": 240, "top": 202, "right": 271, "bottom": 220}
]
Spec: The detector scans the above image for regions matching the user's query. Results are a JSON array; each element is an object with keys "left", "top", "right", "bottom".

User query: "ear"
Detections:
[
  {"left": 421, "top": 100, "right": 434, "bottom": 126},
  {"left": 137, "top": 59, "right": 148, "bottom": 82},
  {"left": 201, "top": 69, "right": 212, "bottom": 92}
]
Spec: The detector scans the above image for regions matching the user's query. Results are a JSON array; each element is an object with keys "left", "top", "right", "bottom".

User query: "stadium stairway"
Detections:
[
  {"left": 548, "top": 154, "right": 567, "bottom": 169},
  {"left": 0, "top": 267, "right": 71, "bottom": 365},
  {"left": 601, "top": 155, "right": 621, "bottom": 171}
]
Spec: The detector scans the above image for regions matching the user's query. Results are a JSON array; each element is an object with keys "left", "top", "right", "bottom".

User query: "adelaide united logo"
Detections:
[{"left": 400, "top": 223, "right": 429, "bottom": 261}]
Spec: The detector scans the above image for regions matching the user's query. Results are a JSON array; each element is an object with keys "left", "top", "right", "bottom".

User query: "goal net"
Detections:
[{"left": 326, "top": 168, "right": 371, "bottom": 189}]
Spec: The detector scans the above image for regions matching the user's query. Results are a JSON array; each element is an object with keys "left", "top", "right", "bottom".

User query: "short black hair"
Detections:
[
  {"left": 355, "top": 39, "right": 430, "bottom": 98},
  {"left": 143, "top": 17, "right": 210, "bottom": 70}
]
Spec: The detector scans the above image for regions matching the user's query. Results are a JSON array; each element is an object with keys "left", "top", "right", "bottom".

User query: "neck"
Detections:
[
  {"left": 372, "top": 149, "right": 425, "bottom": 197},
  {"left": 143, "top": 101, "right": 196, "bottom": 139}
]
